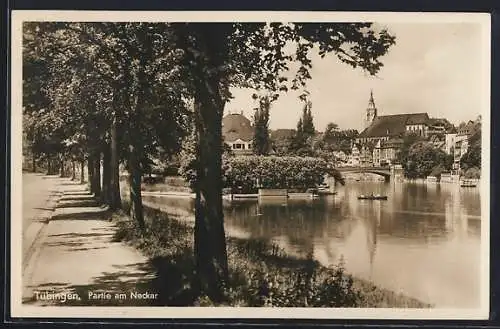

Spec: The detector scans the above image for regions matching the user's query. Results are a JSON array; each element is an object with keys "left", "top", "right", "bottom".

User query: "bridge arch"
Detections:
[{"left": 337, "top": 167, "right": 392, "bottom": 182}]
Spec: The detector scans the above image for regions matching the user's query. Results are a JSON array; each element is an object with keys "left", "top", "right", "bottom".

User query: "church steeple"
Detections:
[
  {"left": 365, "top": 89, "right": 378, "bottom": 128},
  {"left": 368, "top": 89, "right": 376, "bottom": 109}
]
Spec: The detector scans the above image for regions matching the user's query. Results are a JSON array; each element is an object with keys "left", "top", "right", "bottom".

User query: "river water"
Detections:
[{"left": 141, "top": 181, "right": 482, "bottom": 308}]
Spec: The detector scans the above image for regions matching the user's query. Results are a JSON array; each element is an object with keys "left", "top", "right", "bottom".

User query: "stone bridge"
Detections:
[{"left": 337, "top": 166, "right": 403, "bottom": 182}]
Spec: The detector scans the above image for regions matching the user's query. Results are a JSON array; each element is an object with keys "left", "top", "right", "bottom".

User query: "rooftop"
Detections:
[
  {"left": 359, "top": 113, "right": 430, "bottom": 138},
  {"left": 457, "top": 120, "right": 480, "bottom": 136},
  {"left": 222, "top": 112, "right": 253, "bottom": 142}
]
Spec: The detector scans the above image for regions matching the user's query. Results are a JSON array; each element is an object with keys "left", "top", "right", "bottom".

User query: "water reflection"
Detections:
[{"left": 142, "top": 181, "right": 481, "bottom": 308}]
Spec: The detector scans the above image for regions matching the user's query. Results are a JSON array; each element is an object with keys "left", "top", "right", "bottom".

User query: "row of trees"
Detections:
[
  {"left": 401, "top": 141, "right": 453, "bottom": 179},
  {"left": 249, "top": 93, "right": 317, "bottom": 157},
  {"left": 408, "top": 117, "right": 482, "bottom": 179},
  {"left": 396, "top": 131, "right": 482, "bottom": 179},
  {"left": 250, "top": 97, "right": 359, "bottom": 160},
  {"left": 23, "top": 22, "right": 395, "bottom": 302},
  {"left": 315, "top": 123, "right": 360, "bottom": 158}
]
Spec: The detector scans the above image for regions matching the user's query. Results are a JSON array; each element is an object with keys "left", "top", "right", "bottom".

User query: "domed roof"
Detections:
[{"left": 222, "top": 112, "right": 254, "bottom": 142}]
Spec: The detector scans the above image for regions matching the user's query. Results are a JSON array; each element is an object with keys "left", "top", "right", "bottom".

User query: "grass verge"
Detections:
[{"left": 112, "top": 204, "right": 431, "bottom": 308}]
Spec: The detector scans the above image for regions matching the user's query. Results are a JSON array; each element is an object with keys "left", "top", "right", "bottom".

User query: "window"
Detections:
[{"left": 233, "top": 144, "right": 243, "bottom": 149}]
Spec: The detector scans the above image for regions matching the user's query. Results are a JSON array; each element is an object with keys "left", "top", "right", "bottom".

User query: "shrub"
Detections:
[
  {"left": 430, "top": 164, "right": 445, "bottom": 178},
  {"left": 164, "top": 176, "right": 191, "bottom": 188},
  {"left": 223, "top": 156, "right": 339, "bottom": 193},
  {"left": 163, "top": 165, "right": 180, "bottom": 176},
  {"left": 403, "top": 142, "right": 450, "bottom": 179},
  {"left": 227, "top": 245, "right": 361, "bottom": 307},
  {"left": 463, "top": 166, "right": 481, "bottom": 179}
]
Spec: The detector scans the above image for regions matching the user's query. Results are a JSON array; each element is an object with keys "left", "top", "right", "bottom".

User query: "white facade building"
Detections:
[
  {"left": 445, "top": 133, "right": 457, "bottom": 155},
  {"left": 348, "top": 144, "right": 360, "bottom": 167}
]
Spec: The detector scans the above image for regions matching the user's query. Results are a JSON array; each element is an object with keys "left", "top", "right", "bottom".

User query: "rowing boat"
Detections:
[{"left": 358, "top": 194, "right": 388, "bottom": 200}]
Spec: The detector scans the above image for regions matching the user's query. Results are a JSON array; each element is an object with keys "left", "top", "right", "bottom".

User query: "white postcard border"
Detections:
[{"left": 10, "top": 10, "right": 491, "bottom": 320}]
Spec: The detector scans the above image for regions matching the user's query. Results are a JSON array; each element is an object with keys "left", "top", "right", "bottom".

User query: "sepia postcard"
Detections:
[{"left": 10, "top": 10, "right": 491, "bottom": 320}]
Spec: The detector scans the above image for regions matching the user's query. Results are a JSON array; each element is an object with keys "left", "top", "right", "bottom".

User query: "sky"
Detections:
[{"left": 225, "top": 22, "right": 486, "bottom": 132}]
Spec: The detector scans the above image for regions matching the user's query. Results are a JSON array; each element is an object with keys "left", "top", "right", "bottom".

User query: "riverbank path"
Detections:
[
  {"left": 22, "top": 173, "right": 66, "bottom": 269},
  {"left": 21, "top": 174, "right": 160, "bottom": 306}
]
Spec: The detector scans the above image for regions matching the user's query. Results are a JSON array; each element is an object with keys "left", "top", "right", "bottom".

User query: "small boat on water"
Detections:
[
  {"left": 460, "top": 180, "right": 478, "bottom": 187},
  {"left": 358, "top": 194, "right": 388, "bottom": 200}
]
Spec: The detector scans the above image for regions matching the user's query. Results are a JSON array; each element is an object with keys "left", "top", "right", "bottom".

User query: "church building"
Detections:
[
  {"left": 357, "top": 91, "right": 430, "bottom": 144},
  {"left": 356, "top": 91, "right": 442, "bottom": 167}
]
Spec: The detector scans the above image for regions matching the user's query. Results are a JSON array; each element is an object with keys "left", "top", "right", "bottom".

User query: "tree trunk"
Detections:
[
  {"left": 110, "top": 115, "right": 121, "bottom": 210},
  {"left": 128, "top": 135, "right": 145, "bottom": 231},
  {"left": 192, "top": 86, "right": 229, "bottom": 302},
  {"left": 50, "top": 156, "right": 55, "bottom": 175},
  {"left": 88, "top": 153, "right": 95, "bottom": 194},
  {"left": 32, "top": 151, "right": 36, "bottom": 173},
  {"left": 80, "top": 160, "right": 85, "bottom": 184},
  {"left": 93, "top": 151, "right": 101, "bottom": 199},
  {"left": 125, "top": 73, "right": 146, "bottom": 231},
  {"left": 179, "top": 26, "right": 232, "bottom": 302},
  {"left": 47, "top": 158, "right": 51, "bottom": 175},
  {"left": 60, "top": 159, "right": 65, "bottom": 177},
  {"left": 101, "top": 144, "right": 111, "bottom": 205},
  {"left": 71, "top": 161, "right": 76, "bottom": 180}
]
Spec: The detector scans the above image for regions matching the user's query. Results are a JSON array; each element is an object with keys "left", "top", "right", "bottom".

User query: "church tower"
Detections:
[{"left": 364, "top": 90, "right": 378, "bottom": 129}]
